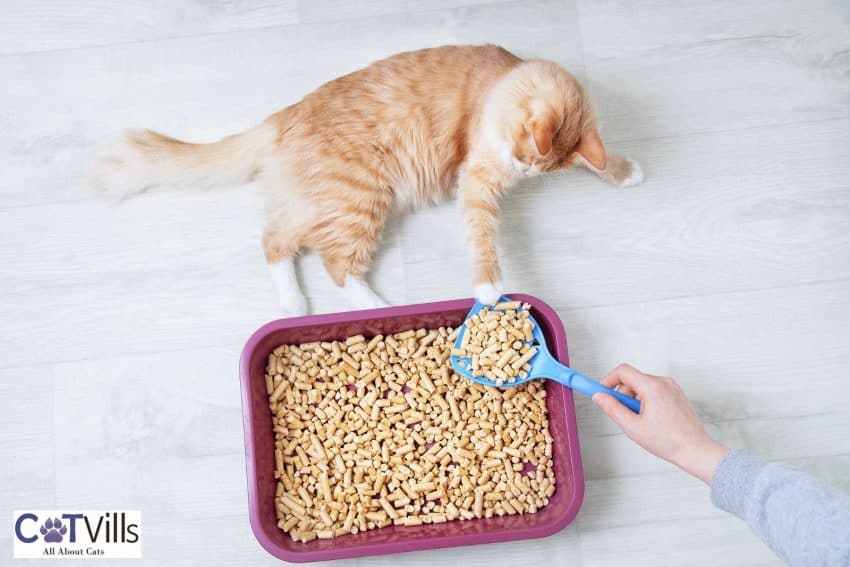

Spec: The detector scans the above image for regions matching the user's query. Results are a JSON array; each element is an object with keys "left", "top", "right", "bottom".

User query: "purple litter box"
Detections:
[{"left": 239, "top": 294, "right": 584, "bottom": 562}]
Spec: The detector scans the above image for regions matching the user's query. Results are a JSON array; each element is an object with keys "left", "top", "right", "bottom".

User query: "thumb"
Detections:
[{"left": 593, "top": 392, "right": 639, "bottom": 431}]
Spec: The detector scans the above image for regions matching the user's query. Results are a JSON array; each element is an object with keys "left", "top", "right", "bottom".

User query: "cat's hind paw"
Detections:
[
  {"left": 279, "top": 291, "right": 309, "bottom": 318},
  {"left": 342, "top": 275, "right": 389, "bottom": 311}
]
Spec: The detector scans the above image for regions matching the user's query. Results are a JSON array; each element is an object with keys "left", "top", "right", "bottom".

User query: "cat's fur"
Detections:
[{"left": 91, "top": 44, "right": 643, "bottom": 315}]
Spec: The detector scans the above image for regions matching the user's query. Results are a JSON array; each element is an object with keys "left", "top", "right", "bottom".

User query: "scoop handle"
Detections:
[
  {"left": 543, "top": 358, "right": 640, "bottom": 413},
  {"left": 568, "top": 372, "right": 641, "bottom": 413}
]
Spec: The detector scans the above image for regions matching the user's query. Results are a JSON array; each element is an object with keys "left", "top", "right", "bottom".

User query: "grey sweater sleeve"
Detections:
[{"left": 711, "top": 449, "right": 850, "bottom": 567}]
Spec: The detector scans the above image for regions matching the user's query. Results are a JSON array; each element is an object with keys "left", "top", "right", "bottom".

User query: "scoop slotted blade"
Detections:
[{"left": 451, "top": 296, "right": 640, "bottom": 413}]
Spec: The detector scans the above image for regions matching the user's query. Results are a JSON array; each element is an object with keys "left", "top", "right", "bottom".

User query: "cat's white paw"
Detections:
[
  {"left": 89, "top": 135, "right": 151, "bottom": 200},
  {"left": 352, "top": 295, "right": 389, "bottom": 310},
  {"left": 279, "top": 291, "right": 308, "bottom": 318},
  {"left": 618, "top": 158, "right": 644, "bottom": 187},
  {"left": 270, "top": 258, "right": 308, "bottom": 317},
  {"left": 474, "top": 281, "right": 504, "bottom": 305},
  {"left": 342, "top": 275, "right": 389, "bottom": 310}
]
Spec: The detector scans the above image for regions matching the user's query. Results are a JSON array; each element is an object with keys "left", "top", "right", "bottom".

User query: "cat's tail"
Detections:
[{"left": 89, "top": 122, "right": 278, "bottom": 199}]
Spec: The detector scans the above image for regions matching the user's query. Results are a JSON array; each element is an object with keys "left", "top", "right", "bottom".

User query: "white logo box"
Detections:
[{"left": 13, "top": 510, "right": 141, "bottom": 559}]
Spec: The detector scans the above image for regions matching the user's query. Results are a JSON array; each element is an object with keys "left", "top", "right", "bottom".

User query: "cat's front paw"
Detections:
[
  {"left": 617, "top": 158, "right": 644, "bottom": 187},
  {"left": 474, "top": 281, "right": 504, "bottom": 305}
]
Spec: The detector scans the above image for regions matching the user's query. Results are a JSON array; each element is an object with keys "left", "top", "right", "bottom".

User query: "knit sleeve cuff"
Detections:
[{"left": 710, "top": 449, "right": 764, "bottom": 520}]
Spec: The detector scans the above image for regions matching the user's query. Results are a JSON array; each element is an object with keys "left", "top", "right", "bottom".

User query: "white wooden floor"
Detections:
[{"left": 2, "top": 1, "right": 849, "bottom": 565}]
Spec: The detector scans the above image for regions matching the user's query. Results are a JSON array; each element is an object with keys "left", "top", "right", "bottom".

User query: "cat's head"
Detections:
[{"left": 487, "top": 60, "right": 607, "bottom": 176}]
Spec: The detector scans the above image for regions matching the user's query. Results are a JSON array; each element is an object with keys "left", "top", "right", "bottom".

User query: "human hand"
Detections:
[{"left": 592, "top": 364, "right": 730, "bottom": 484}]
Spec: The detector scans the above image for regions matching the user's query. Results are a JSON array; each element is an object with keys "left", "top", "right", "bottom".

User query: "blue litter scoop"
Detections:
[{"left": 450, "top": 297, "right": 641, "bottom": 413}]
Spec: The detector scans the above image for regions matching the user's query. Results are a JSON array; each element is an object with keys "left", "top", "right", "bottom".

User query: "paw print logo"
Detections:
[{"left": 40, "top": 517, "right": 67, "bottom": 543}]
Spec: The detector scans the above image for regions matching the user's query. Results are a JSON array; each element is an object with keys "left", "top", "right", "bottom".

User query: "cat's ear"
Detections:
[
  {"left": 527, "top": 114, "right": 556, "bottom": 156},
  {"left": 575, "top": 128, "right": 607, "bottom": 170}
]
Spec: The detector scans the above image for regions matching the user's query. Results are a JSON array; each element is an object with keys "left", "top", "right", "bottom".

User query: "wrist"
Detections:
[{"left": 674, "top": 438, "right": 730, "bottom": 484}]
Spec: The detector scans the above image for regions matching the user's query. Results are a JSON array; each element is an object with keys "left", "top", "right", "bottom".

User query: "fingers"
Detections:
[
  {"left": 600, "top": 370, "right": 621, "bottom": 389},
  {"left": 618, "top": 385, "right": 637, "bottom": 398},
  {"left": 600, "top": 373, "right": 636, "bottom": 397},
  {"left": 607, "top": 363, "right": 654, "bottom": 392},
  {"left": 592, "top": 392, "right": 639, "bottom": 430},
  {"left": 602, "top": 364, "right": 649, "bottom": 398}
]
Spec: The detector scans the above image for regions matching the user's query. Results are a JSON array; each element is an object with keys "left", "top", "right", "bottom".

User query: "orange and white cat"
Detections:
[{"left": 91, "top": 44, "right": 642, "bottom": 316}]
